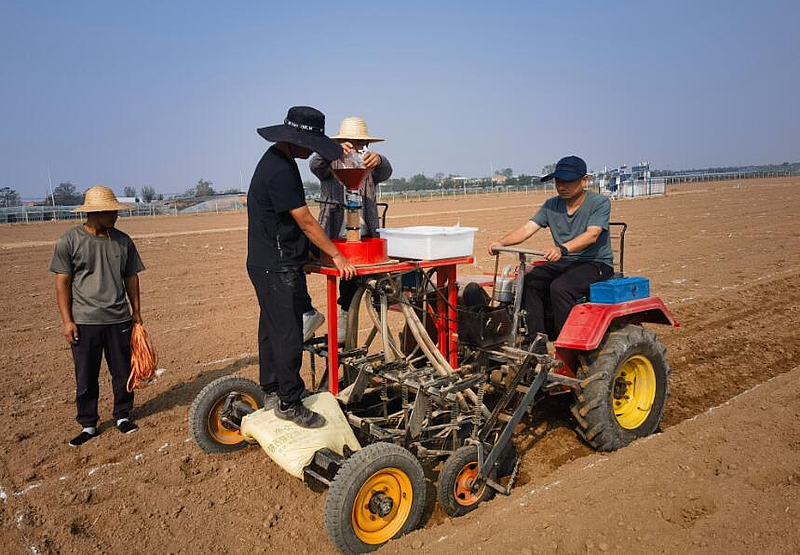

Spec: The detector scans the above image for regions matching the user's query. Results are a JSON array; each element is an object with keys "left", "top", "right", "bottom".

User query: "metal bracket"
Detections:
[{"left": 478, "top": 359, "right": 549, "bottom": 479}]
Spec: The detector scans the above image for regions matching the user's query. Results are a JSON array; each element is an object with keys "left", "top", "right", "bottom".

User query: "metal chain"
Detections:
[{"left": 505, "top": 456, "right": 522, "bottom": 493}]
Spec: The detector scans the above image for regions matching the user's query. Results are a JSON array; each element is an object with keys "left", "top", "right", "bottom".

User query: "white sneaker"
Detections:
[
  {"left": 302, "top": 309, "right": 325, "bottom": 342},
  {"left": 337, "top": 307, "right": 348, "bottom": 341}
]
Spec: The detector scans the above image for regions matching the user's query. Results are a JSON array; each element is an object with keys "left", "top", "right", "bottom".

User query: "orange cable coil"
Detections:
[{"left": 128, "top": 323, "right": 158, "bottom": 392}]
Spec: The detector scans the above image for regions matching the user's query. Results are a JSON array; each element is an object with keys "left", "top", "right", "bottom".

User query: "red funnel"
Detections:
[{"left": 331, "top": 167, "right": 372, "bottom": 191}]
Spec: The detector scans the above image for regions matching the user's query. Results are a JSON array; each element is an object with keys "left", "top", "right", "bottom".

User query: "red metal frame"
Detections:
[
  {"left": 554, "top": 297, "right": 679, "bottom": 352},
  {"left": 305, "top": 256, "right": 473, "bottom": 394}
]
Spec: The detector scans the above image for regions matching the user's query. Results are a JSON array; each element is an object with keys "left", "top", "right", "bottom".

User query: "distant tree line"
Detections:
[
  {"left": 4, "top": 160, "right": 796, "bottom": 208},
  {"left": 1, "top": 187, "right": 21, "bottom": 207},
  {"left": 182, "top": 179, "right": 243, "bottom": 198}
]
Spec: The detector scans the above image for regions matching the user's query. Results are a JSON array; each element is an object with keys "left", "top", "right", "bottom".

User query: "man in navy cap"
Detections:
[{"left": 488, "top": 155, "right": 613, "bottom": 348}]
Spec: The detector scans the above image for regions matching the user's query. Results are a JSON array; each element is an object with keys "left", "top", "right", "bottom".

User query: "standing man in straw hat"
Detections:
[
  {"left": 488, "top": 155, "right": 613, "bottom": 349},
  {"left": 248, "top": 106, "right": 356, "bottom": 429},
  {"left": 49, "top": 186, "right": 145, "bottom": 446},
  {"left": 304, "top": 116, "right": 392, "bottom": 338}
]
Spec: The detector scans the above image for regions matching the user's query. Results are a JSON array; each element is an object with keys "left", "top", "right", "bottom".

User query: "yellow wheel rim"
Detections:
[
  {"left": 352, "top": 467, "right": 413, "bottom": 545},
  {"left": 207, "top": 393, "right": 258, "bottom": 445},
  {"left": 612, "top": 355, "right": 656, "bottom": 430}
]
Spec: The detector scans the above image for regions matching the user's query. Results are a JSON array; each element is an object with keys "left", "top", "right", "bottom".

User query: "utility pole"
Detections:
[{"left": 47, "top": 167, "right": 56, "bottom": 220}]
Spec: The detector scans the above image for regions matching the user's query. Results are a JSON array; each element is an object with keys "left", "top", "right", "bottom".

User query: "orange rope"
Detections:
[{"left": 128, "top": 323, "right": 157, "bottom": 392}]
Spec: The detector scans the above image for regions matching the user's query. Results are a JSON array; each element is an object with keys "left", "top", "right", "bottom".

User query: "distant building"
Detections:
[{"left": 631, "top": 161, "right": 651, "bottom": 181}]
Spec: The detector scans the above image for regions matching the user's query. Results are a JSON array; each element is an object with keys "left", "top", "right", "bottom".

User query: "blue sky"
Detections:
[{"left": 1, "top": 1, "right": 798, "bottom": 198}]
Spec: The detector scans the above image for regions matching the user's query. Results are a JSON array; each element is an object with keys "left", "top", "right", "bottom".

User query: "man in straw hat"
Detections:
[
  {"left": 49, "top": 186, "right": 145, "bottom": 446},
  {"left": 248, "top": 106, "right": 356, "bottom": 429},
  {"left": 304, "top": 116, "right": 392, "bottom": 338},
  {"left": 488, "top": 155, "right": 613, "bottom": 350}
]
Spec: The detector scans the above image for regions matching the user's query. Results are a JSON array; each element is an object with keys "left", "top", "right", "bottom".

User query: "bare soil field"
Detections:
[{"left": 1, "top": 177, "right": 799, "bottom": 554}]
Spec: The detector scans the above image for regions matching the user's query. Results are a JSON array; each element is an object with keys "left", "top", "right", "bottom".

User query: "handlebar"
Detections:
[{"left": 491, "top": 246, "right": 545, "bottom": 257}]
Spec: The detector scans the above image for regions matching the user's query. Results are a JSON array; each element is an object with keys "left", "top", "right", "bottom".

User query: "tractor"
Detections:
[{"left": 188, "top": 221, "right": 677, "bottom": 554}]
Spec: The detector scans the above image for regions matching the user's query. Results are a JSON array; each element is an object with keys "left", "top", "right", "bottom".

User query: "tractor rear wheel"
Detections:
[
  {"left": 571, "top": 324, "right": 670, "bottom": 451},
  {"left": 324, "top": 442, "right": 426, "bottom": 554},
  {"left": 189, "top": 376, "right": 263, "bottom": 454}
]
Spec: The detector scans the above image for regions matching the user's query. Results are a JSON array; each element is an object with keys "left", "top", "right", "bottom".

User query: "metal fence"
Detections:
[
  {"left": 660, "top": 169, "right": 792, "bottom": 185},
  {"left": 605, "top": 178, "right": 667, "bottom": 199},
  {"left": 0, "top": 203, "right": 175, "bottom": 223},
  {"left": 1, "top": 169, "right": 793, "bottom": 224}
]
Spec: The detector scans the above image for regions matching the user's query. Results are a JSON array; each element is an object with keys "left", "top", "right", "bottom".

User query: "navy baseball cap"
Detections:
[{"left": 541, "top": 155, "right": 587, "bottom": 182}]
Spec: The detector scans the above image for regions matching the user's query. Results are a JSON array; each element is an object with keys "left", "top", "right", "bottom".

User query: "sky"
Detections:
[{"left": 1, "top": 1, "right": 798, "bottom": 199}]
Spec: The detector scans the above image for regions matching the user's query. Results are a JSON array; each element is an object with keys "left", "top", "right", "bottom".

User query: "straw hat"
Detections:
[
  {"left": 72, "top": 185, "right": 134, "bottom": 212},
  {"left": 331, "top": 117, "right": 384, "bottom": 143}
]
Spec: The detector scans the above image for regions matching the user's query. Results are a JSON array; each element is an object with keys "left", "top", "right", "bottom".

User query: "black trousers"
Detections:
[
  {"left": 338, "top": 279, "right": 359, "bottom": 310},
  {"left": 70, "top": 321, "right": 134, "bottom": 427},
  {"left": 248, "top": 267, "right": 308, "bottom": 403},
  {"left": 523, "top": 259, "right": 613, "bottom": 340}
]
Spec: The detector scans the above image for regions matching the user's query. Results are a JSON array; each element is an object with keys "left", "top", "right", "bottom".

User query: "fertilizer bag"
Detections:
[{"left": 240, "top": 392, "right": 361, "bottom": 479}]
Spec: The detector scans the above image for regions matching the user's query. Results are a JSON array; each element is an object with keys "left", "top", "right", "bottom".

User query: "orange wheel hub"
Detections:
[
  {"left": 206, "top": 393, "right": 257, "bottom": 445},
  {"left": 454, "top": 462, "right": 485, "bottom": 506}
]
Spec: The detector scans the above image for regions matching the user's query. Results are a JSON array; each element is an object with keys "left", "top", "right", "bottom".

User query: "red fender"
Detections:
[{"left": 554, "top": 297, "right": 679, "bottom": 352}]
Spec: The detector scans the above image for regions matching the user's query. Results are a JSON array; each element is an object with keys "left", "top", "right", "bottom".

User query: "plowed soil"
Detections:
[{"left": 1, "top": 177, "right": 799, "bottom": 554}]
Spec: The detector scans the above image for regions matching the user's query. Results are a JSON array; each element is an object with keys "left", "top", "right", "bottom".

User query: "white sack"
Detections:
[{"left": 240, "top": 392, "right": 361, "bottom": 479}]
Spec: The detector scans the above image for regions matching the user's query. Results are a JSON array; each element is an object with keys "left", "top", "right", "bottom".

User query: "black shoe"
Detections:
[
  {"left": 116, "top": 420, "right": 139, "bottom": 434},
  {"left": 69, "top": 429, "right": 99, "bottom": 447},
  {"left": 263, "top": 389, "right": 312, "bottom": 410},
  {"left": 299, "top": 389, "right": 313, "bottom": 400},
  {"left": 275, "top": 401, "right": 326, "bottom": 429},
  {"left": 262, "top": 391, "right": 279, "bottom": 411}
]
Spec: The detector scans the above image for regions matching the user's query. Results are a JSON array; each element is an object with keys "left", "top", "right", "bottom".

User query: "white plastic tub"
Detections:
[{"left": 377, "top": 226, "right": 478, "bottom": 260}]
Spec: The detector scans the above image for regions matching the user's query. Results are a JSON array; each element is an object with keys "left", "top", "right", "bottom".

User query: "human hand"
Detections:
[
  {"left": 543, "top": 246, "right": 563, "bottom": 262},
  {"left": 333, "top": 253, "right": 357, "bottom": 280},
  {"left": 63, "top": 321, "right": 79, "bottom": 344},
  {"left": 132, "top": 311, "right": 143, "bottom": 326},
  {"left": 362, "top": 151, "right": 382, "bottom": 169},
  {"left": 488, "top": 241, "right": 503, "bottom": 255},
  {"left": 340, "top": 141, "right": 354, "bottom": 156}
]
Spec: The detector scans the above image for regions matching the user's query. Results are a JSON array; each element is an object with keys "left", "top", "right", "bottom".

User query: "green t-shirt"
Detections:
[
  {"left": 49, "top": 225, "right": 145, "bottom": 324},
  {"left": 531, "top": 191, "right": 614, "bottom": 267}
]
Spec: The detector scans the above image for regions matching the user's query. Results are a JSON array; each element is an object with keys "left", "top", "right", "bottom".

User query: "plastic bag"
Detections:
[{"left": 240, "top": 392, "right": 361, "bottom": 479}]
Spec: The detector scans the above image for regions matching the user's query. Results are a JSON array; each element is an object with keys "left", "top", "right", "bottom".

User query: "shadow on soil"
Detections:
[{"left": 134, "top": 355, "right": 259, "bottom": 420}]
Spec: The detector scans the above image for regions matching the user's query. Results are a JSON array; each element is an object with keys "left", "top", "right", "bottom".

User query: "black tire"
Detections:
[
  {"left": 344, "top": 284, "right": 367, "bottom": 351},
  {"left": 325, "top": 442, "right": 426, "bottom": 554},
  {"left": 437, "top": 445, "right": 494, "bottom": 517},
  {"left": 189, "top": 376, "right": 263, "bottom": 454},
  {"left": 571, "top": 324, "right": 670, "bottom": 451}
]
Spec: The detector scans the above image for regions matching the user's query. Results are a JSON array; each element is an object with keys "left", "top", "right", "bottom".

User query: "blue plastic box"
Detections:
[{"left": 590, "top": 277, "right": 650, "bottom": 304}]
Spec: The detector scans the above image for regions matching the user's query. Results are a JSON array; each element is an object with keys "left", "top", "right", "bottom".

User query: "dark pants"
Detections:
[
  {"left": 71, "top": 321, "right": 134, "bottom": 427},
  {"left": 523, "top": 260, "right": 613, "bottom": 340},
  {"left": 339, "top": 279, "right": 359, "bottom": 310},
  {"left": 248, "top": 267, "right": 308, "bottom": 404}
]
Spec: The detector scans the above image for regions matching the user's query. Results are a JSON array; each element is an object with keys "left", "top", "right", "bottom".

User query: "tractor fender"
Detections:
[{"left": 554, "top": 297, "right": 678, "bottom": 352}]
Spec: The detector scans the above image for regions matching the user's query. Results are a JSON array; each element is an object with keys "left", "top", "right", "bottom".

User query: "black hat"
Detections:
[
  {"left": 541, "top": 155, "right": 587, "bottom": 182},
  {"left": 257, "top": 106, "right": 343, "bottom": 161}
]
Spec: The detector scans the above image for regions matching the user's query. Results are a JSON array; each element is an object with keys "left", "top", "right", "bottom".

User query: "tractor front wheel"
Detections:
[
  {"left": 324, "top": 442, "right": 426, "bottom": 554},
  {"left": 571, "top": 324, "right": 670, "bottom": 451}
]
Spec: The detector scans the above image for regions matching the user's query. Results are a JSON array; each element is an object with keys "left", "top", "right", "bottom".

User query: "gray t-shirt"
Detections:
[
  {"left": 49, "top": 225, "right": 145, "bottom": 324},
  {"left": 531, "top": 191, "right": 613, "bottom": 267}
]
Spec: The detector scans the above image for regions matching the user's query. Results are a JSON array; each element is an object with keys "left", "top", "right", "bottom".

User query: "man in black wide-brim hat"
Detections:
[{"left": 247, "top": 106, "right": 356, "bottom": 428}]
